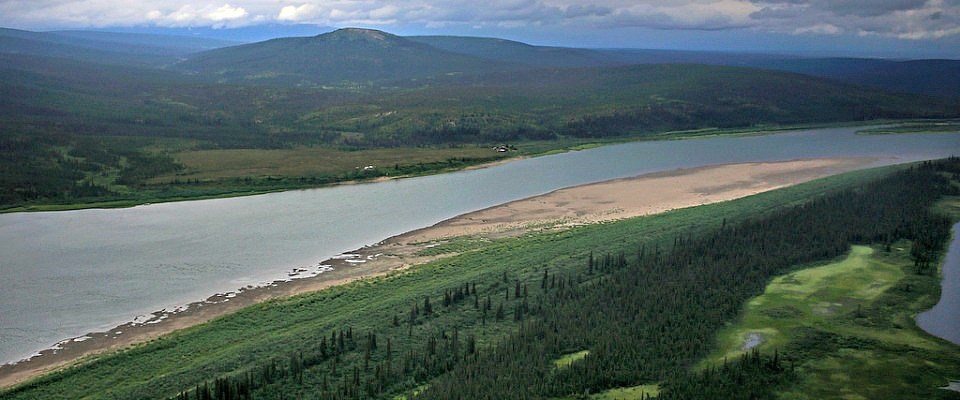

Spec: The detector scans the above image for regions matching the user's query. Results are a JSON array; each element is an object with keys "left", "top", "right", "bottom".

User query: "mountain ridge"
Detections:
[
  {"left": 174, "top": 28, "right": 521, "bottom": 85},
  {"left": 3, "top": 26, "right": 957, "bottom": 97},
  {"left": 0, "top": 27, "right": 237, "bottom": 66},
  {"left": 1, "top": 27, "right": 957, "bottom": 209}
]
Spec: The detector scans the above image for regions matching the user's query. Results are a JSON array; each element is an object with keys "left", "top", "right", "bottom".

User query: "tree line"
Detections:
[{"left": 167, "top": 157, "right": 959, "bottom": 399}]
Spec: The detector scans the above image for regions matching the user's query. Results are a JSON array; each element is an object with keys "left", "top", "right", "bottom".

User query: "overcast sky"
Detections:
[{"left": 2, "top": 0, "right": 958, "bottom": 57}]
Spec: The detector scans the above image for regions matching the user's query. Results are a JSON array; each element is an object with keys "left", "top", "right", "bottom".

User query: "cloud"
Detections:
[
  {"left": 794, "top": 23, "right": 842, "bottom": 35},
  {"left": 144, "top": 3, "right": 251, "bottom": 27},
  {"left": 0, "top": 0, "right": 957, "bottom": 40},
  {"left": 750, "top": 0, "right": 960, "bottom": 39},
  {"left": 208, "top": 4, "right": 248, "bottom": 22},
  {"left": 0, "top": 0, "right": 152, "bottom": 27},
  {"left": 277, "top": 4, "right": 322, "bottom": 22},
  {"left": 602, "top": 1, "right": 759, "bottom": 30},
  {"left": 369, "top": 5, "right": 400, "bottom": 20},
  {"left": 563, "top": 4, "right": 612, "bottom": 18}
]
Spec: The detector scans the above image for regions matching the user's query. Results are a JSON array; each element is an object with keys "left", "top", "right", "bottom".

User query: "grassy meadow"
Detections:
[
  {"left": 0, "top": 118, "right": 921, "bottom": 214},
  {"left": 151, "top": 146, "right": 508, "bottom": 183},
  {"left": 703, "top": 242, "right": 960, "bottom": 399},
  {"left": 1, "top": 143, "right": 511, "bottom": 213},
  {"left": 858, "top": 120, "right": 960, "bottom": 135}
]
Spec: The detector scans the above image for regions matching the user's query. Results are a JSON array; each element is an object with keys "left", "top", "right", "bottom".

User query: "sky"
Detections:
[{"left": 1, "top": 0, "right": 959, "bottom": 58}]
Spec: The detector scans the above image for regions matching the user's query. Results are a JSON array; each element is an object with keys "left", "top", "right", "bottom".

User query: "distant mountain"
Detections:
[
  {"left": 0, "top": 28, "right": 238, "bottom": 67},
  {"left": 6, "top": 25, "right": 954, "bottom": 97},
  {"left": 94, "top": 24, "right": 334, "bottom": 43},
  {"left": 408, "top": 36, "right": 798, "bottom": 69},
  {"left": 3, "top": 26, "right": 957, "bottom": 209},
  {"left": 407, "top": 35, "right": 958, "bottom": 98},
  {"left": 3, "top": 26, "right": 956, "bottom": 111},
  {"left": 597, "top": 48, "right": 799, "bottom": 67},
  {"left": 6, "top": 48, "right": 954, "bottom": 148},
  {"left": 741, "top": 58, "right": 960, "bottom": 98},
  {"left": 175, "top": 28, "right": 518, "bottom": 85},
  {"left": 408, "top": 36, "right": 615, "bottom": 68},
  {"left": 0, "top": 28, "right": 158, "bottom": 66},
  {"left": 49, "top": 30, "right": 240, "bottom": 55}
]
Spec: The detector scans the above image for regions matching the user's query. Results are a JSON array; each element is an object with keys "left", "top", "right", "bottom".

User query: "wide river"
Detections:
[
  {"left": 1, "top": 126, "right": 959, "bottom": 364},
  {"left": 917, "top": 222, "right": 960, "bottom": 345}
]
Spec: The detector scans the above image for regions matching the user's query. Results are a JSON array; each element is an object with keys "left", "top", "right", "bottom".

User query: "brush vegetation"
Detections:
[
  {"left": 4, "top": 158, "right": 959, "bottom": 399},
  {"left": 858, "top": 120, "right": 960, "bottom": 135}
]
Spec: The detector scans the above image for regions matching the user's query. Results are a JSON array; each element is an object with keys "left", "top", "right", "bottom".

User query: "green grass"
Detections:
[
  {"left": 392, "top": 384, "right": 429, "bottom": 400},
  {"left": 934, "top": 197, "right": 960, "bottom": 220},
  {"left": 857, "top": 120, "right": 960, "bottom": 135},
  {"left": 551, "top": 384, "right": 660, "bottom": 400},
  {"left": 0, "top": 189, "right": 290, "bottom": 213},
  {"left": 414, "top": 237, "right": 491, "bottom": 257},
  {"left": 701, "top": 243, "right": 960, "bottom": 399},
  {"left": 155, "top": 146, "right": 508, "bottom": 182},
  {"left": 1, "top": 147, "right": 510, "bottom": 214},
  {"left": 703, "top": 246, "right": 899, "bottom": 364},
  {"left": 554, "top": 350, "right": 590, "bottom": 369},
  {"left": 589, "top": 385, "right": 660, "bottom": 399}
]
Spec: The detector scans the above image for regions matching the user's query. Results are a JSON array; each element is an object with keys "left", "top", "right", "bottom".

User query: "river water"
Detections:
[
  {"left": 917, "top": 223, "right": 960, "bottom": 345},
  {"left": 1, "top": 126, "right": 958, "bottom": 364}
]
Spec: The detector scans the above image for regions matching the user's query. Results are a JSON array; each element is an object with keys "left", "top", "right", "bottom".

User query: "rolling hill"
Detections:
[
  {"left": 48, "top": 30, "right": 240, "bottom": 55},
  {"left": 0, "top": 28, "right": 236, "bottom": 67},
  {"left": 174, "top": 28, "right": 519, "bottom": 85},
  {"left": 743, "top": 58, "right": 960, "bottom": 98},
  {"left": 408, "top": 35, "right": 795, "bottom": 69},
  {"left": 1, "top": 26, "right": 958, "bottom": 208},
  {"left": 6, "top": 26, "right": 956, "bottom": 97},
  {"left": 409, "top": 35, "right": 960, "bottom": 97},
  {"left": 407, "top": 35, "right": 615, "bottom": 68},
  {"left": 6, "top": 49, "right": 956, "bottom": 148},
  {"left": 3, "top": 26, "right": 957, "bottom": 149}
]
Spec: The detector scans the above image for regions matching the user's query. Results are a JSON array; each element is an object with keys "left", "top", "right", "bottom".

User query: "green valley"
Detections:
[
  {"left": 2, "top": 28, "right": 959, "bottom": 211},
  {"left": 703, "top": 244, "right": 960, "bottom": 399}
]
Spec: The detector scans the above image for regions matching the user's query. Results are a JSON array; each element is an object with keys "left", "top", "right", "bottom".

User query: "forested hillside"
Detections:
[
  {"left": 174, "top": 28, "right": 517, "bottom": 86},
  {"left": 745, "top": 58, "right": 960, "bottom": 98},
  {"left": 2, "top": 27, "right": 958, "bottom": 211},
  {"left": 3, "top": 46, "right": 957, "bottom": 210}
]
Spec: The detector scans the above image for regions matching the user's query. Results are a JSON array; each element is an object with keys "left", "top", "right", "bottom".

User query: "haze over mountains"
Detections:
[
  {"left": 175, "top": 28, "right": 514, "bottom": 85},
  {"left": 176, "top": 28, "right": 960, "bottom": 97},
  {"left": 0, "top": 27, "right": 238, "bottom": 66},
  {"left": 1, "top": 27, "right": 958, "bottom": 97}
]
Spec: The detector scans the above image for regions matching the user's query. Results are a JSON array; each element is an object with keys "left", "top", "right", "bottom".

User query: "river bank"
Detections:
[
  {"left": 917, "top": 221, "right": 960, "bottom": 345},
  {"left": 0, "top": 156, "right": 885, "bottom": 389},
  {"left": 2, "top": 119, "right": 913, "bottom": 215}
]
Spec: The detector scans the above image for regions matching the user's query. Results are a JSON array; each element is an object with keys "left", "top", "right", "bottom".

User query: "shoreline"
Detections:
[
  {"left": 0, "top": 119, "right": 920, "bottom": 215},
  {"left": 0, "top": 157, "right": 517, "bottom": 215},
  {"left": 0, "top": 156, "right": 890, "bottom": 389}
]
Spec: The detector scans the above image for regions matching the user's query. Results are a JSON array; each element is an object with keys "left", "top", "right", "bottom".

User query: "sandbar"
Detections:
[{"left": 0, "top": 156, "right": 886, "bottom": 389}]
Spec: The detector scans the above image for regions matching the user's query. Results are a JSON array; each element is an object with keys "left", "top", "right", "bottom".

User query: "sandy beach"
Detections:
[{"left": 0, "top": 156, "right": 884, "bottom": 389}]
